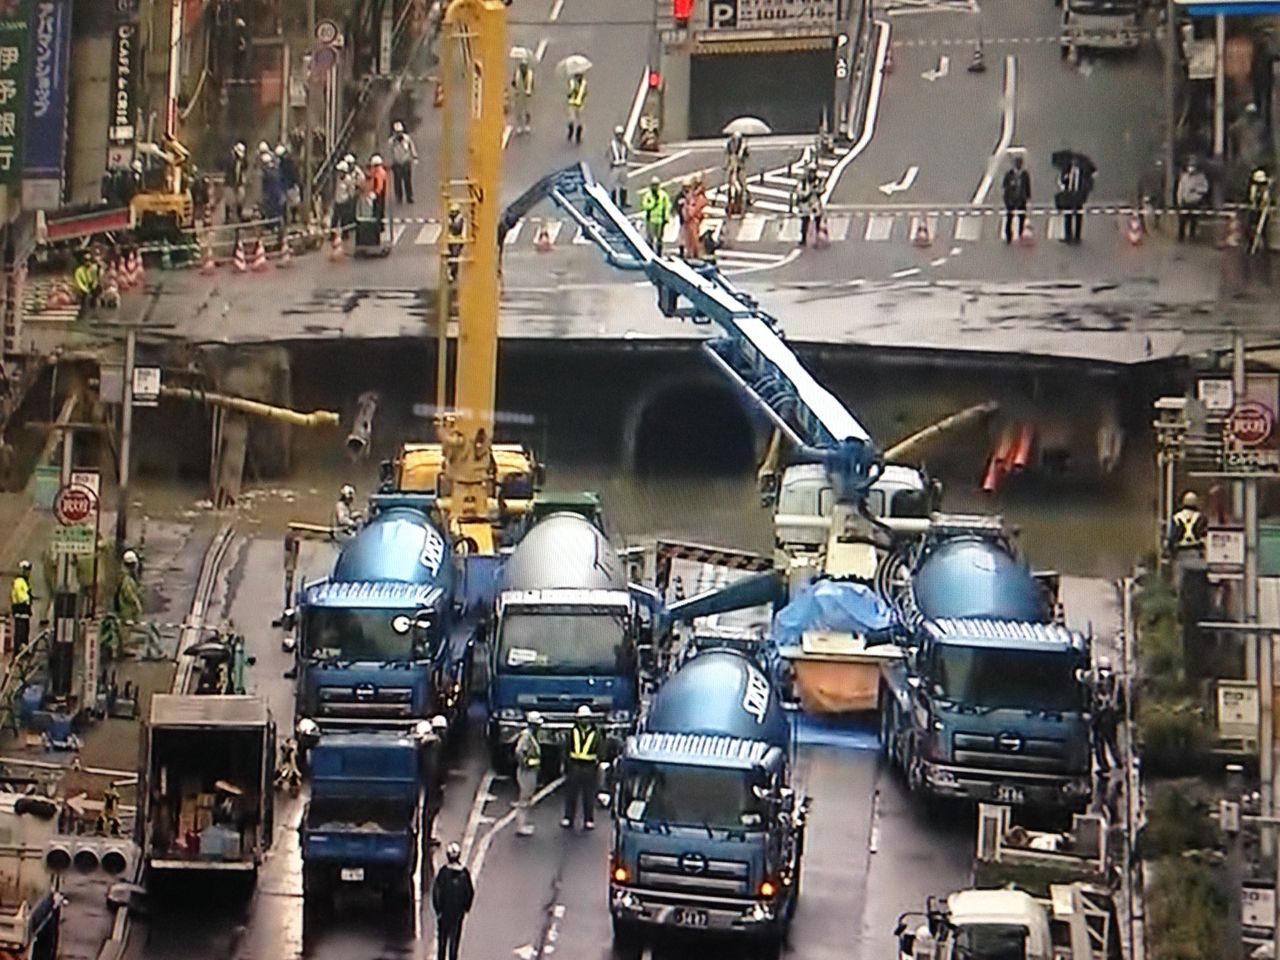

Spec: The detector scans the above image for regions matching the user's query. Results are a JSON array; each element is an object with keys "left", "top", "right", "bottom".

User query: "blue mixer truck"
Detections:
[
  {"left": 292, "top": 500, "right": 469, "bottom": 737},
  {"left": 878, "top": 521, "right": 1094, "bottom": 810},
  {"left": 608, "top": 649, "right": 806, "bottom": 953},
  {"left": 487, "top": 512, "right": 643, "bottom": 767},
  {"left": 300, "top": 732, "right": 423, "bottom": 912}
]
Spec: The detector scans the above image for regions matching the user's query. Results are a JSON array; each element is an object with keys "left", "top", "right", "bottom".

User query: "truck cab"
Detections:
[
  {"left": 773, "top": 463, "right": 935, "bottom": 553},
  {"left": 488, "top": 513, "right": 642, "bottom": 765},
  {"left": 1061, "top": 0, "right": 1141, "bottom": 54},
  {"left": 301, "top": 732, "right": 422, "bottom": 911},
  {"left": 898, "top": 889, "right": 1052, "bottom": 960},
  {"left": 880, "top": 618, "right": 1093, "bottom": 809},
  {"left": 609, "top": 650, "right": 806, "bottom": 952}
]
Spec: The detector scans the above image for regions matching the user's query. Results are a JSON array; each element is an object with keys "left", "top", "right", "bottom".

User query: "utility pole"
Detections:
[
  {"left": 1223, "top": 763, "right": 1245, "bottom": 960},
  {"left": 114, "top": 325, "right": 136, "bottom": 551},
  {"left": 303, "top": 0, "right": 316, "bottom": 224},
  {"left": 1164, "top": 0, "right": 1177, "bottom": 206}
]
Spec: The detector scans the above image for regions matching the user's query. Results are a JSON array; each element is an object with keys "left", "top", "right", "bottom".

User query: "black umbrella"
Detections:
[
  {"left": 1051, "top": 149, "right": 1075, "bottom": 171},
  {"left": 184, "top": 640, "right": 231, "bottom": 660}
]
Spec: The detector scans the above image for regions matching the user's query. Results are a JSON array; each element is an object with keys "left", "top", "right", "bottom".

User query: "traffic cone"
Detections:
[
  {"left": 233, "top": 238, "right": 248, "bottom": 273},
  {"left": 130, "top": 249, "right": 145, "bottom": 289},
  {"left": 534, "top": 221, "right": 553, "bottom": 253},
  {"left": 910, "top": 216, "right": 932, "bottom": 248},
  {"left": 251, "top": 237, "right": 268, "bottom": 271},
  {"left": 968, "top": 44, "right": 986, "bottom": 73},
  {"left": 1126, "top": 211, "right": 1144, "bottom": 246},
  {"left": 278, "top": 235, "right": 294, "bottom": 268},
  {"left": 199, "top": 236, "right": 216, "bottom": 274}
]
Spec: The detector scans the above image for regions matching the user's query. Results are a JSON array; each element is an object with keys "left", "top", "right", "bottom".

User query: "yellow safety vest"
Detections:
[
  {"left": 569, "top": 724, "right": 598, "bottom": 762},
  {"left": 567, "top": 78, "right": 587, "bottom": 108},
  {"left": 10, "top": 575, "right": 30, "bottom": 610},
  {"left": 1171, "top": 508, "right": 1204, "bottom": 548}
]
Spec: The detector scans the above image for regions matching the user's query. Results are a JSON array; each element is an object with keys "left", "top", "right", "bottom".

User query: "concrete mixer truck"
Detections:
[{"left": 608, "top": 648, "right": 806, "bottom": 954}]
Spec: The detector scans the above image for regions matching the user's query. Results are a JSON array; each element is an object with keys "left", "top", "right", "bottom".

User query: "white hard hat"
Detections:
[
  {"left": 614, "top": 125, "right": 624, "bottom": 136},
  {"left": 1254, "top": 169, "right": 1269, "bottom": 184},
  {"left": 233, "top": 142, "right": 246, "bottom": 156},
  {"left": 131, "top": 159, "right": 143, "bottom": 172},
  {"left": 122, "top": 550, "right": 139, "bottom": 565},
  {"left": 257, "top": 140, "right": 270, "bottom": 153},
  {"left": 18, "top": 560, "right": 30, "bottom": 571},
  {"left": 393, "top": 121, "right": 405, "bottom": 133},
  {"left": 336, "top": 160, "right": 349, "bottom": 172},
  {"left": 370, "top": 154, "right": 384, "bottom": 166},
  {"left": 431, "top": 714, "right": 448, "bottom": 730},
  {"left": 446, "top": 841, "right": 462, "bottom": 863},
  {"left": 344, "top": 153, "right": 356, "bottom": 165},
  {"left": 526, "top": 711, "right": 544, "bottom": 725},
  {"left": 340, "top": 484, "right": 355, "bottom": 500},
  {"left": 576, "top": 705, "right": 592, "bottom": 718},
  {"left": 275, "top": 144, "right": 287, "bottom": 156}
]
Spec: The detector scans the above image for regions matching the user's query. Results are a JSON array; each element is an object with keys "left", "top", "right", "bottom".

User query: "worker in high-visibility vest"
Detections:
[
  {"left": 1166, "top": 491, "right": 1207, "bottom": 557},
  {"left": 561, "top": 704, "right": 600, "bottom": 830},
  {"left": 10, "top": 560, "right": 31, "bottom": 652},
  {"left": 511, "top": 55, "right": 535, "bottom": 135},
  {"left": 565, "top": 73, "right": 587, "bottom": 145},
  {"left": 514, "top": 712, "right": 543, "bottom": 836}
]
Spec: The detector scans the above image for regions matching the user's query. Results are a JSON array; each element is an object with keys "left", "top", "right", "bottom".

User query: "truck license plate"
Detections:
[
  {"left": 340, "top": 867, "right": 365, "bottom": 882},
  {"left": 994, "top": 785, "right": 1024, "bottom": 805},
  {"left": 672, "top": 908, "right": 708, "bottom": 928}
]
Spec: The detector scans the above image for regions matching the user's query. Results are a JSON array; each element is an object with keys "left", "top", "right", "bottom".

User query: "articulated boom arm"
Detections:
[{"left": 502, "top": 163, "right": 884, "bottom": 503}]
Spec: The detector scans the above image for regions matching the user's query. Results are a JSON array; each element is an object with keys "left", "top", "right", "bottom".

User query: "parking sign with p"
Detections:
[{"left": 709, "top": 0, "right": 738, "bottom": 28}]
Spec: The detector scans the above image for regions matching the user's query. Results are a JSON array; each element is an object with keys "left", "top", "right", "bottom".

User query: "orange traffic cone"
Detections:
[
  {"left": 534, "top": 221, "right": 553, "bottom": 253},
  {"left": 199, "top": 236, "right": 216, "bottom": 274},
  {"left": 910, "top": 216, "right": 932, "bottom": 248},
  {"left": 1126, "top": 211, "right": 1144, "bottom": 246},
  {"left": 115, "top": 253, "right": 132, "bottom": 291},
  {"left": 251, "top": 238, "right": 268, "bottom": 271},
  {"left": 278, "top": 236, "right": 294, "bottom": 268},
  {"left": 130, "top": 249, "right": 145, "bottom": 289},
  {"left": 234, "top": 239, "right": 248, "bottom": 273},
  {"left": 329, "top": 229, "right": 346, "bottom": 261}
]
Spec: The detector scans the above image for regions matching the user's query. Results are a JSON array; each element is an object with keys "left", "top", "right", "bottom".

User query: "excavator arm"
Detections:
[{"left": 501, "top": 163, "right": 884, "bottom": 505}]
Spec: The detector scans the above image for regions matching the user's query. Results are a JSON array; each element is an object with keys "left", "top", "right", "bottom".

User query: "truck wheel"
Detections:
[
  {"left": 488, "top": 729, "right": 513, "bottom": 774},
  {"left": 750, "top": 930, "right": 783, "bottom": 960},
  {"left": 302, "top": 865, "right": 332, "bottom": 918},
  {"left": 878, "top": 701, "right": 894, "bottom": 764},
  {"left": 611, "top": 915, "right": 643, "bottom": 955}
]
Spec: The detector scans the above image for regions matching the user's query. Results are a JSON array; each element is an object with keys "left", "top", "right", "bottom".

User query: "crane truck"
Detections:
[{"left": 608, "top": 648, "right": 806, "bottom": 953}]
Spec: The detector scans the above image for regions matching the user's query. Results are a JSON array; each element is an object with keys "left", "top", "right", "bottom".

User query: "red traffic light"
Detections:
[
  {"left": 648, "top": 70, "right": 663, "bottom": 89},
  {"left": 673, "top": 0, "right": 693, "bottom": 24}
]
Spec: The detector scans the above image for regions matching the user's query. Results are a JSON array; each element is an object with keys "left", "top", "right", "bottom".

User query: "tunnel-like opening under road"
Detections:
[{"left": 627, "top": 380, "right": 757, "bottom": 476}]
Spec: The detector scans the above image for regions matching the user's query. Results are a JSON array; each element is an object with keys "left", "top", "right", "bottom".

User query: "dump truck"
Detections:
[
  {"left": 0, "top": 794, "right": 61, "bottom": 960},
  {"left": 609, "top": 648, "right": 806, "bottom": 954},
  {"left": 301, "top": 731, "right": 423, "bottom": 912},
  {"left": 139, "top": 695, "right": 275, "bottom": 876}
]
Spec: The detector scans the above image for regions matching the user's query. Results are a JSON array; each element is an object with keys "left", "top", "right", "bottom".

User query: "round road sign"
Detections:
[
  {"left": 54, "top": 485, "right": 96, "bottom": 526},
  {"left": 315, "top": 18, "right": 340, "bottom": 45},
  {"left": 1227, "top": 400, "right": 1274, "bottom": 448}
]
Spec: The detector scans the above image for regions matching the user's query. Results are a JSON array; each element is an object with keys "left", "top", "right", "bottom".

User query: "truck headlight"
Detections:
[
  {"left": 296, "top": 718, "right": 319, "bottom": 739},
  {"left": 930, "top": 767, "right": 958, "bottom": 787},
  {"left": 498, "top": 708, "right": 523, "bottom": 721},
  {"left": 608, "top": 709, "right": 634, "bottom": 725}
]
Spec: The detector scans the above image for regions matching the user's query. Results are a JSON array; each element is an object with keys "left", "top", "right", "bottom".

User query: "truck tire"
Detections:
[
  {"left": 878, "top": 699, "right": 895, "bottom": 765},
  {"left": 302, "top": 865, "right": 332, "bottom": 918},
  {"left": 488, "top": 727, "right": 514, "bottom": 774},
  {"left": 382, "top": 869, "right": 414, "bottom": 912},
  {"left": 750, "top": 930, "right": 783, "bottom": 960},
  {"left": 611, "top": 915, "right": 643, "bottom": 955}
]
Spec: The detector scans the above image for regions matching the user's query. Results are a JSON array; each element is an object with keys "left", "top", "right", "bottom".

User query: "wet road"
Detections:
[{"left": 123, "top": 531, "right": 978, "bottom": 960}]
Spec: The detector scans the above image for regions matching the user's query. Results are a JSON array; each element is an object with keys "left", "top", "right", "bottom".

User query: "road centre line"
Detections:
[
  {"left": 535, "top": 37, "right": 549, "bottom": 62},
  {"left": 822, "top": 18, "right": 891, "bottom": 205},
  {"left": 549, "top": 0, "right": 565, "bottom": 21},
  {"left": 630, "top": 150, "right": 690, "bottom": 178},
  {"left": 460, "top": 770, "right": 495, "bottom": 866},
  {"left": 470, "top": 776, "right": 567, "bottom": 878},
  {"left": 970, "top": 54, "right": 1016, "bottom": 206}
]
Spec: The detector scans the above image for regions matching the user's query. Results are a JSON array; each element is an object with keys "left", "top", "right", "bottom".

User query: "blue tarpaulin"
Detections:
[{"left": 771, "top": 580, "right": 898, "bottom": 649}]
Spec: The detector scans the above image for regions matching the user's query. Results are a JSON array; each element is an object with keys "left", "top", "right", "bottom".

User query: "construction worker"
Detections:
[
  {"left": 514, "top": 712, "right": 543, "bottom": 836},
  {"left": 641, "top": 176, "right": 672, "bottom": 255},
  {"left": 561, "top": 704, "right": 600, "bottom": 830},
  {"left": 424, "top": 714, "right": 448, "bottom": 846},
  {"left": 566, "top": 72, "right": 587, "bottom": 145},
  {"left": 791, "top": 168, "right": 824, "bottom": 248},
  {"left": 388, "top": 121, "right": 418, "bottom": 205},
  {"left": 511, "top": 54, "right": 535, "bottom": 135},
  {"left": 607, "top": 126, "right": 630, "bottom": 208},
  {"left": 368, "top": 155, "right": 389, "bottom": 226},
  {"left": 332, "top": 484, "right": 361, "bottom": 539},
  {"left": 1175, "top": 157, "right": 1209, "bottom": 243},
  {"left": 332, "top": 160, "right": 354, "bottom": 231},
  {"left": 97, "top": 781, "right": 122, "bottom": 836},
  {"left": 72, "top": 252, "right": 102, "bottom": 309},
  {"left": 1166, "top": 491, "right": 1207, "bottom": 558},
  {"left": 446, "top": 204, "right": 466, "bottom": 284},
  {"left": 1092, "top": 660, "right": 1122, "bottom": 775},
  {"left": 275, "top": 737, "right": 302, "bottom": 794},
  {"left": 431, "top": 842, "right": 475, "bottom": 960},
  {"left": 223, "top": 141, "right": 248, "bottom": 222},
  {"left": 1246, "top": 167, "right": 1272, "bottom": 255},
  {"left": 10, "top": 560, "right": 31, "bottom": 652}
]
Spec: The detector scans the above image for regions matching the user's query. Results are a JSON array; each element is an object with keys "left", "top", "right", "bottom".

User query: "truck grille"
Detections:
[
  {"left": 637, "top": 852, "right": 749, "bottom": 896},
  {"left": 318, "top": 685, "right": 414, "bottom": 718},
  {"left": 953, "top": 731, "right": 1071, "bottom": 772}
]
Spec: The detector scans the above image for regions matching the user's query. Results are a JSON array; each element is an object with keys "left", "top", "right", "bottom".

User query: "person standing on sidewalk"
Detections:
[
  {"left": 514, "top": 712, "right": 543, "bottom": 836},
  {"left": 566, "top": 72, "right": 587, "bottom": 145},
  {"left": 607, "top": 126, "right": 630, "bottom": 208},
  {"left": 10, "top": 560, "right": 31, "bottom": 652},
  {"left": 791, "top": 168, "right": 824, "bottom": 247},
  {"left": 222, "top": 142, "right": 247, "bottom": 223},
  {"left": 512, "top": 55, "right": 535, "bottom": 135},
  {"left": 641, "top": 177, "right": 672, "bottom": 254},
  {"left": 561, "top": 705, "right": 600, "bottom": 830},
  {"left": 432, "top": 843, "right": 475, "bottom": 960},
  {"left": 1001, "top": 155, "right": 1031, "bottom": 243},
  {"left": 1175, "top": 157, "right": 1209, "bottom": 242},
  {"left": 368, "top": 156, "right": 390, "bottom": 227},
  {"left": 424, "top": 714, "right": 448, "bottom": 846},
  {"left": 388, "top": 122, "right": 418, "bottom": 205},
  {"left": 331, "top": 160, "right": 354, "bottom": 232}
]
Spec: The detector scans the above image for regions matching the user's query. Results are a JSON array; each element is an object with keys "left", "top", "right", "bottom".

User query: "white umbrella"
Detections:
[
  {"left": 509, "top": 45, "right": 533, "bottom": 62},
  {"left": 556, "top": 54, "right": 593, "bottom": 77},
  {"left": 722, "top": 116, "right": 772, "bottom": 136}
]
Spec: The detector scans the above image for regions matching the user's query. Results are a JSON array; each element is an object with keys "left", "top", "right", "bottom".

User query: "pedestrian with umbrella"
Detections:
[
  {"left": 510, "top": 47, "right": 535, "bottom": 135},
  {"left": 558, "top": 55, "right": 592, "bottom": 144}
]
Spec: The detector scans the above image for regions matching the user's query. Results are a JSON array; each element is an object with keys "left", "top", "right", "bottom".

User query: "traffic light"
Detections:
[{"left": 674, "top": 0, "right": 693, "bottom": 27}]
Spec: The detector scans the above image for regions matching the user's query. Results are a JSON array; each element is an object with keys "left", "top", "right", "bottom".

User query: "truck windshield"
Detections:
[
  {"left": 620, "top": 762, "right": 765, "bottom": 831},
  {"left": 954, "top": 923, "right": 1029, "bottom": 960},
  {"left": 931, "top": 645, "right": 1082, "bottom": 713},
  {"left": 1065, "top": 0, "right": 1139, "bottom": 14},
  {"left": 498, "top": 609, "right": 631, "bottom": 675},
  {"left": 303, "top": 608, "right": 435, "bottom": 662}
]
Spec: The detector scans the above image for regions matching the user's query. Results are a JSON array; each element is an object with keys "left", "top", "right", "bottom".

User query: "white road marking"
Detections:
[
  {"left": 826, "top": 215, "right": 850, "bottom": 240},
  {"left": 624, "top": 64, "right": 650, "bottom": 147},
  {"left": 954, "top": 215, "right": 982, "bottom": 241},
  {"left": 763, "top": 172, "right": 800, "bottom": 187},
  {"left": 878, "top": 165, "right": 919, "bottom": 196},
  {"left": 549, "top": 0, "right": 564, "bottom": 20},
  {"left": 930, "top": 256, "right": 947, "bottom": 266},
  {"left": 504, "top": 220, "right": 524, "bottom": 245},
  {"left": 751, "top": 198, "right": 792, "bottom": 213},
  {"left": 630, "top": 150, "right": 691, "bottom": 178},
  {"left": 891, "top": 266, "right": 922, "bottom": 278},
  {"left": 721, "top": 247, "right": 801, "bottom": 276},
  {"left": 503, "top": 125, "right": 513, "bottom": 149},
  {"left": 719, "top": 248, "right": 789, "bottom": 262},
  {"left": 823, "top": 18, "right": 891, "bottom": 205},
  {"left": 539, "top": 219, "right": 564, "bottom": 244},
  {"left": 736, "top": 214, "right": 768, "bottom": 242},
  {"left": 391, "top": 222, "right": 408, "bottom": 245},
  {"left": 868, "top": 789, "right": 882, "bottom": 853},
  {"left": 470, "top": 776, "right": 565, "bottom": 877},
  {"left": 572, "top": 225, "right": 593, "bottom": 244},
  {"left": 865, "top": 214, "right": 894, "bottom": 241},
  {"left": 662, "top": 218, "right": 679, "bottom": 245},
  {"left": 970, "top": 54, "right": 1017, "bottom": 205},
  {"left": 921, "top": 54, "right": 950, "bottom": 81},
  {"left": 415, "top": 221, "right": 442, "bottom": 245},
  {"left": 535, "top": 37, "right": 549, "bottom": 62},
  {"left": 750, "top": 183, "right": 793, "bottom": 201},
  {"left": 777, "top": 217, "right": 802, "bottom": 243},
  {"left": 459, "top": 770, "right": 495, "bottom": 865}
]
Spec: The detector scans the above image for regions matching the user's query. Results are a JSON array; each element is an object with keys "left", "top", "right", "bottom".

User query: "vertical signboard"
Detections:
[
  {"left": 23, "top": 0, "right": 73, "bottom": 210},
  {"left": 1223, "top": 373, "right": 1280, "bottom": 473},
  {"left": 0, "top": 0, "right": 33, "bottom": 190},
  {"left": 108, "top": 19, "right": 138, "bottom": 154}
]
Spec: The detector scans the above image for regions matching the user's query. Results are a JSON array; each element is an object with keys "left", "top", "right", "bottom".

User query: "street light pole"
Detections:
[
  {"left": 303, "top": 0, "right": 316, "bottom": 224},
  {"left": 114, "top": 325, "right": 136, "bottom": 551}
]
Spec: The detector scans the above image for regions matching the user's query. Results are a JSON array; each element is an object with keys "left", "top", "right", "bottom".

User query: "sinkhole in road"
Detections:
[{"left": 628, "top": 380, "right": 758, "bottom": 477}]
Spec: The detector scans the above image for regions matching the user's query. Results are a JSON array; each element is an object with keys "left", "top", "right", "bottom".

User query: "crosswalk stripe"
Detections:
[
  {"left": 414, "top": 222, "right": 442, "bottom": 245},
  {"left": 818, "top": 156, "right": 839, "bottom": 168},
  {"left": 865, "top": 214, "right": 894, "bottom": 241},
  {"left": 391, "top": 223, "right": 408, "bottom": 245},
  {"left": 539, "top": 219, "right": 563, "bottom": 245},
  {"left": 752, "top": 199, "right": 791, "bottom": 214},
  {"left": 716, "top": 248, "right": 786, "bottom": 261},
  {"left": 1045, "top": 215, "right": 1064, "bottom": 240},
  {"left": 825, "top": 215, "right": 850, "bottom": 241},
  {"left": 736, "top": 214, "right": 768, "bottom": 243},
  {"left": 704, "top": 218, "right": 724, "bottom": 241},
  {"left": 777, "top": 217, "right": 802, "bottom": 243},
  {"left": 751, "top": 184, "right": 793, "bottom": 201},
  {"left": 908, "top": 215, "right": 939, "bottom": 243},
  {"left": 503, "top": 221, "right": 523, "bottom": 245},
  {"left": 763, "top": 173, "right": 800, "bottom": 188},
  {"left": 954, "top": 216, "right": 982, "bottom": 242}
]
